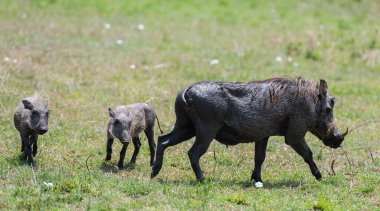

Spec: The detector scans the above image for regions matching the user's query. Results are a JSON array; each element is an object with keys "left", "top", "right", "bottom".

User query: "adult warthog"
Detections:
[{"left": 151, "top": 77, "right": 348, "bottom": 184}]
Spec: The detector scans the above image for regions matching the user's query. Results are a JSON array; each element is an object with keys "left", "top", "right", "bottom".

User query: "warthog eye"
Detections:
[
  {"left": 32, "top": 111, "right": 39, "bottom": 116},
  {"left": 114, "top": 119, "right": 121, "bottom": 125}
]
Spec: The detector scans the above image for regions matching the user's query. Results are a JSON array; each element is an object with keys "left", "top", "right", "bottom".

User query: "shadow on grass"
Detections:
[
  {"left": 100, "top": 161, "right": 137, "bottom": 173},
  {"left": 154, "top": 177, "right": 302, "bottom": 189},
  {"left": 5, "top": 154, "right": 36, "bottom": 168},
  {"left": 263, "top": 179, "right": 303, "bottom": 189}
]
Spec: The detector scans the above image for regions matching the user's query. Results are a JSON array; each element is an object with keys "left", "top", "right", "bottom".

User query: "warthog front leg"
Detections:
[
  {"left": 251, "top": 137, "right": 269, "bottom": 183},
  {"left": 105, "top": 137, "right": 114, "bottom": 161},
  {"left": 21, "top": 139, "right": 24, "bottom": 152},
  {"left": 31, "top": 134, "right": 38, "bottom": 157},
  {"left": 130, "top": 137, "right": 141, "bottom": 164},
  {"left": 118, "top": 142, "right": 129, "bottom": 169},
  {"left": 21, "top": 134, "right": 33, "bottom": 165},
  {"left": 286, "top": 136, "right": 322, "bottom": 180},
  {"left": 19, "top": 133, "right": 26, "bottom": 160}
]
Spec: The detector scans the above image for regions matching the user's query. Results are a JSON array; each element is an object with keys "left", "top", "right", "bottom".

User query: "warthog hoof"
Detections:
[
  {"left": 117, "top": 163, "right": 124, "bottom": 170},
  {"left": 28, "top": 160, "right": 35, "bottom": 166},
  {"left": 314, "top": 171, "right": 322, "bottom": 180},
  {"left": 105, "top": 155, "right": 111, "bottom": 161},
  {"left": 20, "top": 153, "right": 27, "bottom": 160},
  {"left": 151, "top": 163, "right": 161, "bottom": 178}
]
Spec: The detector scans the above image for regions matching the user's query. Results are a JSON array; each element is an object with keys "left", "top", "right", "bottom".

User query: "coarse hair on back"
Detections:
[{"left": 255, "top": 77, "right": 319, "bottom": 103}]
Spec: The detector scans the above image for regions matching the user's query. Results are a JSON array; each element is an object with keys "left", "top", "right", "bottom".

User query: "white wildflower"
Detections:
[
  {"left": 43, "top": 182, "right": 53, "bottom": 187},
  {"left": 13, "top": 59, "right": 18, "bottom": 64},
  {"left": 116, "top": 39, "right": 123, "bottom": 45},
  {"left": 130, "top": 64, "right": 136, "bottom": 70},
  {"left": 275, "top": 56, "right": 282, "bottom": 62},
  {"left": 153, "top": 64, "right": 165, "bottom": 69},
  {"left": 3, "top": 57, "right": 10, "bottom": 62},
  {"left": 104, "top": 22, "right": 111, "bottom": 29},
  {"left": 255, "top": 182, "right": 263, "bottom": 188},
  {"left": 137, "top": 24, "right": 145, "bottom": 31},
  {"left": 210, "top": 59, "right": 219, "bottom": 65},
  {"left": 293, "top": 62, "right": 299, "bottom": 67},
  {"left": 287, "top": 57, "right": 292, "bottom": 62}
]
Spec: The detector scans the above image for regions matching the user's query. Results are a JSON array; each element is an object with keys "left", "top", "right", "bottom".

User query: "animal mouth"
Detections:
[
  {"left": 120, "top": 138, "right": 131, "bottom": 143},
  {"left": 330, "top": 142, "right": 341, "bottom": 149},
  {"left": 325, "top": 128, "right": 349, "bottom": 149},
  {"left": 38, "top": 128, "right": 48, "bottom": 134}
]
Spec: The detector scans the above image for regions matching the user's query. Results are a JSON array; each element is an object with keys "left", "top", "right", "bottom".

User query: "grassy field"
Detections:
[{"left": 0, "top": 0, "right": 379, "bottom": 209}]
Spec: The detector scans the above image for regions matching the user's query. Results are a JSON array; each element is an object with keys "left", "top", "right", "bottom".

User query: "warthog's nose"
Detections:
[
  {"left": 39, "top": 127, "right": 48, "bottom": 134},
  {"left": 332, "top": 143, "right": 341, "bottom": 148}
]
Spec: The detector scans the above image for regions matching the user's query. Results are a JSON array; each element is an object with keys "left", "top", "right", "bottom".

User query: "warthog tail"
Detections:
[
  {"left": 181, "top": 84, "right": 194, "bottom": 107},
  {"left": 155, "top": 115, "right": 164, "bottom": 134}
]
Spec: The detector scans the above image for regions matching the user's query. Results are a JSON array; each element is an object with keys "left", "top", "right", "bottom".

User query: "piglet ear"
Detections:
[
  {"left": 319, "top": 79, "right": 328, "bottom": 97},
  {"left": 22, "top": 100, "right": 33, "bottom": 110},
  {"left": 109, "top": 108, "right": 116, "bottom": 118}
]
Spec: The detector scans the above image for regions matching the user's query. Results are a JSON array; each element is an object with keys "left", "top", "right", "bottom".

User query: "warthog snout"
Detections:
[
  {"left": 323, "top": 127, "right": 349, "bottom": 148},
  {"left": 38, "top": 127, "right": 49, "bottom": 135}
]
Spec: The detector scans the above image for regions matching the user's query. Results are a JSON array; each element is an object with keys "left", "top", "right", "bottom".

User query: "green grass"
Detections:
[{"left": 0, "top": 0, "right": 379, "bottom": 209}]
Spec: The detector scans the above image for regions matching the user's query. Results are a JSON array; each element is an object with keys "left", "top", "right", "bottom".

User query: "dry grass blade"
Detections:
[
  {"left": 329, "top": 149, "right": 337, "bottom": 175},
  {"left": 330, "top": 159, "right": 336, "bottom": 175},
  {"left": 323, "top": 166, "right": 333, "bottom": 176},
  {"left": 317, "top": 146, "right": 323, "bottom": 160},
  {"left": 346, "top": 120, "right": 380, "bottom": 136},
  {"left": 86, "top": 154, "right": 94, "bottom": 172},
  {"left": 339, "top": 147, "right": 357, "bottom": 189},
  {"left": 339, "top": 147, "right": 352, "bottom": 172},
  {"left": 335, "top": 120, "right": 380, "bottom": 188},
  {"left": 368, "top": 148, "right": 374, "bottom": 163},
  {"left": 30, "top": 165, "right": 37, "bottom": 186},
  {"left": 213, "top": 145, "right": 217, "bottom": 161}
]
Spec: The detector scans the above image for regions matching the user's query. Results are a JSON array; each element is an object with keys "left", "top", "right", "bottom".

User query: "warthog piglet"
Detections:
[
  {"left": 14, "top": 96, "right": 49, "bottom": 165},
  {"left": 106, "top": 103, "right": 163, "bottom": 169}
]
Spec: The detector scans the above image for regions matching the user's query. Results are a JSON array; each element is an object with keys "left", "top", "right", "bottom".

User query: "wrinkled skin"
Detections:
[
  {"left": 106, "top": 103, "right": 163, "bottom": 169},
  {"left": 14, "top": 96, "right": 49, "bottom": 165},
  {"left": 152, "top": 78, "right": 347, "bottom": 183}
]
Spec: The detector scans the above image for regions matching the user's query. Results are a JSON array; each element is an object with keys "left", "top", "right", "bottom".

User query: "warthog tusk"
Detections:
[
  {"left": 341, "top": 127, "right": 349, "bottom": 139},
  {"left": 341, "top": 128, "right": 352, "bottom": 141}
]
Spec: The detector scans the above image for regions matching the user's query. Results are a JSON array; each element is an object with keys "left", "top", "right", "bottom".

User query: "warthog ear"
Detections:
[
  {"left": 319, "top": 79, "right": 328, "bottom": 97},
  {"left": 108, "top": 108, "right": 116, "bottom": 118},
  {"left": 22, "top": 100, "right": 33, "bottom": 110}
]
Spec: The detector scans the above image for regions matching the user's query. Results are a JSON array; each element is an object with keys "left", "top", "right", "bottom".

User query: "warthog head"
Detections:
[
  {"left": 310, "top": 80, "right": 348, "bottom": 148},
  {"left": 108, "top": 108, "right": 131, "bottom": 143},
  {"left": 23, "top": 99, "right": 49, "bottom": 135}
]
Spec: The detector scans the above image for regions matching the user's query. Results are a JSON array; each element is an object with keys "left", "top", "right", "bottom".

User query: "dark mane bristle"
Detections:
[{"left": 252, "top": 77, "right": 319, "bottom": 103}]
